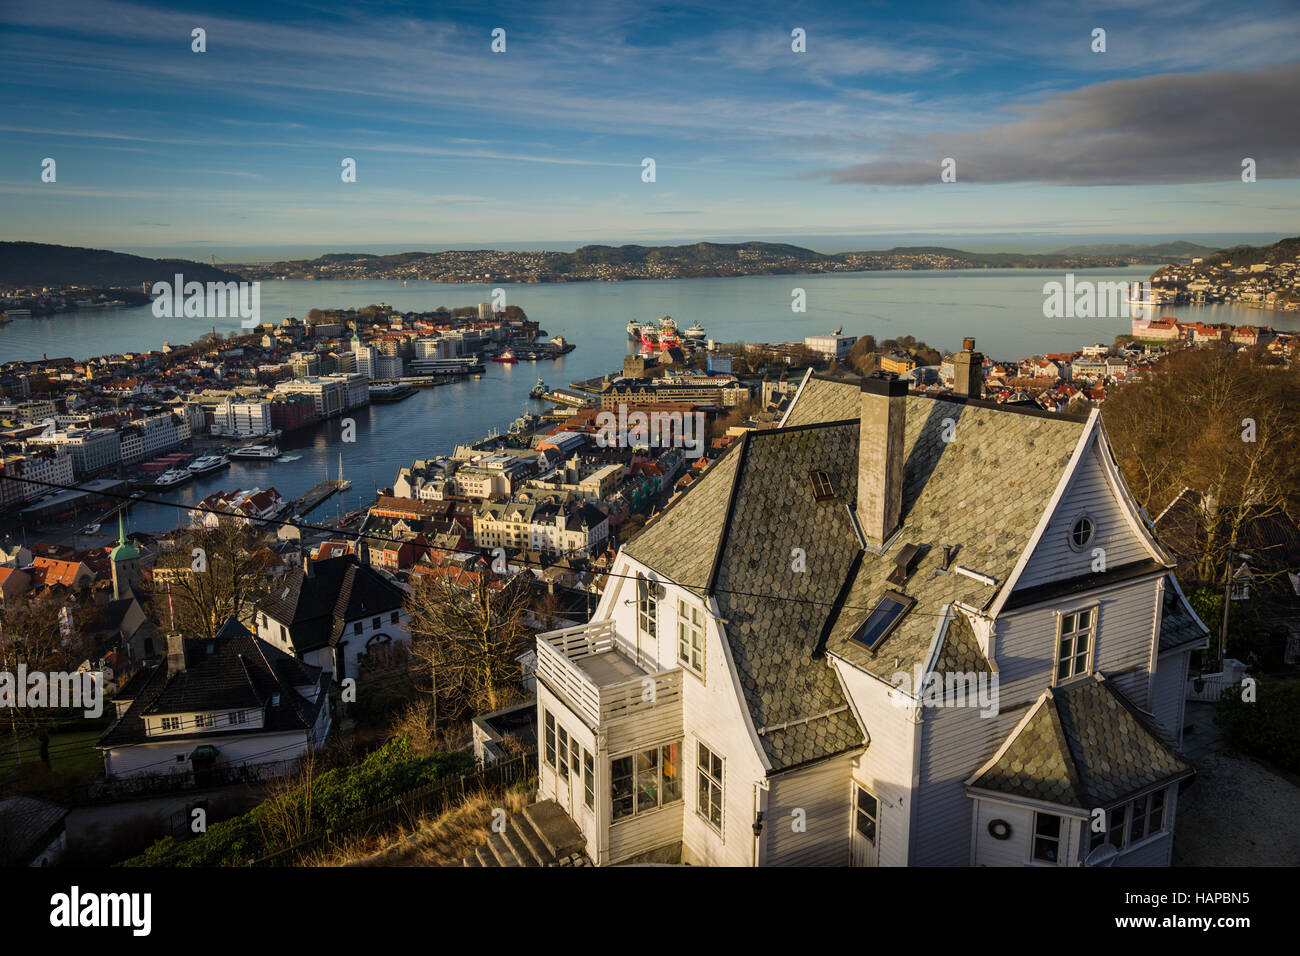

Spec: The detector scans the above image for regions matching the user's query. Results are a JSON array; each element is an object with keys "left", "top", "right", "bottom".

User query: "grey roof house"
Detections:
[{"left": 529, "top": 341, "right": 1208, "bottom": 867}]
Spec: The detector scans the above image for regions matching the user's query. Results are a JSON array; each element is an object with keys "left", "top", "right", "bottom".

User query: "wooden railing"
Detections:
[{"left": 536, "top": 620, "right": 682, "bottom": 727}]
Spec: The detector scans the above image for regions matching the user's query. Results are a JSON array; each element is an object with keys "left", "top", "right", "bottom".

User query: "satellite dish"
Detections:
[{"left": 1084, "top": 843, "right": 1119, "bottom": 867}]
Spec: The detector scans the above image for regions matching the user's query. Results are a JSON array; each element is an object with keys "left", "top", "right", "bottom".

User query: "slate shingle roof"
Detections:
[
  {"left": 622, "top": 373, "right": 1092, "bottom": 772},
  {"left": 256, "top": 555, "right": 405, "bottom": 653},
  {"left": 968, "top": 675, "right": 1193, "bottom": 810},
  {"left": 98, "top": 621, "right": 325, "bottom": 748}
]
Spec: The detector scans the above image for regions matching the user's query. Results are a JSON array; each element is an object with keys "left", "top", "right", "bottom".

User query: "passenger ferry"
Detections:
[
  {"left": 187, "top": 455, "right": 230, "bottom": 476},
  {"left": 230, "top": 444, "right": 282, "bottom": 460},
  {"left": 153, "top": 468, "right": 193, "bottom": 489}
]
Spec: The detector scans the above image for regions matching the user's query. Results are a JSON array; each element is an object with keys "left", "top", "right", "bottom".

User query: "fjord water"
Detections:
[{"left": 4, "top": 268, "right": 1289, "bottom": 533}]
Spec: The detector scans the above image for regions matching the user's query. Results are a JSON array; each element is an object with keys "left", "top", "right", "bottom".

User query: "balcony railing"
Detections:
[{"left": 536, "top": 620, "right": 682, "bottom": 728}]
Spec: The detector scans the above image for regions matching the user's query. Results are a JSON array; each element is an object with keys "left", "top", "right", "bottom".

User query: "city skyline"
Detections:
[{"left": 1, "top": 0, "right": 1297, "bottom": 256}]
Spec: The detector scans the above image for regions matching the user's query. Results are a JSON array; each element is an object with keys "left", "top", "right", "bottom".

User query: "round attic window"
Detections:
[{"left": 1068, "top": 514, "right": 1095, "bottom": 552}]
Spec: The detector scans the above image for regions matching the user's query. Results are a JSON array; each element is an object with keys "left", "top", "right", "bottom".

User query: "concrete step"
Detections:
[
  {"left": 475, "top": 843, "right": 500, "bottom": 867},
  {"left": 523, "top": 800, "right": 587, "bottom": 860},
  {"left": 503, "top": 819, "right": 541, "bottom": 866},
  {"left": 510, "top": 813, "right": 552, "bottom": 866},
  {"left": 462, "top": 854, "right": 480, "bottom": 867},
  {"left": 487, "top": 830, "right": 521, "bottom": 867}
]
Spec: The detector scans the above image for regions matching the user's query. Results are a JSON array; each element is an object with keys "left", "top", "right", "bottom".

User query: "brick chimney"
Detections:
[
  {"left": 858, "top": 373, "right": 908, "bottom": 550},
  {"left": 165, "top": 632, "right": 187, "bottom": 676},
  {"left": 954, "top": 337, "right": 984, "bottom": 399}
]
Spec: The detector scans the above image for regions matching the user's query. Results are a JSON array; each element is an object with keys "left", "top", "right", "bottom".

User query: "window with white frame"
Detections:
[
  {"left": 557, "top": 724, "right": 571, "bottom": 782},
  {"left": 1055, "top": 607, "right": 1096, "bottom": 681},
  {"left": 228, "top": 711, "right": 248, "bottom": 725},
  {"left": 195, "top": 713, "right": 215, "bottom": 728},
  {"left": 637, "top": 573, "right": 657, "bottom": 641},
  {"left": 611, "top": 741, "right": 681, "bottom": 821},
  {"left": 696, "top": 741, "right": 723, "bottom": 833},
  {"left": 160, "top": 716, "right": 181, "bottom": 731},
  {"left": 543, "top": 709, "right": 556, "bottom": 768},
  {"left": 1090, "top": 787, "right": 1168, "bottom": 852},
  {"left": 583, "top": 749, "right": 595, "bottom": 810},
  {"left": 1032, "top": 812, "right": 1062, "bottom": 863},
  {"left": 677, "top": 600, "right": 705, "bottom": 677}
]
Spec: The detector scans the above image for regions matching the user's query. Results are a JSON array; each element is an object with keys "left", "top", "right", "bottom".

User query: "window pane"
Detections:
[
  {"left": 1108, "top": 805, "right": 1127, "bottom": 848},
  {"left": 1130, "top": 796, "right": 1148, "bottom": 842},
  {"left": 583, "top": 750, "right": 595, "bottom": 809},
  {"left": 1149, "top": 789, "right": 1165, "bottom": 832},
  {"left": 662, "top": 742, "right": 682, "bottom": 803},
  {"left": 636, "top": 748, "right": 660, "bottom": 811},
  {"left": 611, "top": 756, "right": 634, "bottom": 820}
]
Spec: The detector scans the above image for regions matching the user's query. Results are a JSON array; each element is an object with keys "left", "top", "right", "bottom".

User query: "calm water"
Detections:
[{"left": 5, "top": 269, "right": 1291, "bottom": 533}]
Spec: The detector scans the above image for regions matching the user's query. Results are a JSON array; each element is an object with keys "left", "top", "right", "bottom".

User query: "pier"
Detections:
[{"left": 290, "top": 479, "right": 352, "bottom": 518}]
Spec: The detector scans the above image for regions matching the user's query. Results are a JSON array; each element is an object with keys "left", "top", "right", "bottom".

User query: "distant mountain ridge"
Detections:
[{"left": 0, "top": 242, "right": 244, "bottom": 287}]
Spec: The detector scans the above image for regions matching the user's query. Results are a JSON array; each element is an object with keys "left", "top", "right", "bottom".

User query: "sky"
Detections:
[{"left": 0, "top": 0, "right": 1297, "bottom": 258}]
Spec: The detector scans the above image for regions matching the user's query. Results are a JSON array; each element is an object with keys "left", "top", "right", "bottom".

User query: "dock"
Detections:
[{"left": 290, "top": 479, "right": 352, "bottom": 518}]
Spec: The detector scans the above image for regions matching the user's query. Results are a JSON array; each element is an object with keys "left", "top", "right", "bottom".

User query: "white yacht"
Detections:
[{"left": 154, "top": 469, "right": 193, "bottom": 489}]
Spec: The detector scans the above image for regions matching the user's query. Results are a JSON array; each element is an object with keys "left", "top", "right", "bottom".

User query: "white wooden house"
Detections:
[{"left": 533, "top": 357, "right": 1209, "bottom": 866}]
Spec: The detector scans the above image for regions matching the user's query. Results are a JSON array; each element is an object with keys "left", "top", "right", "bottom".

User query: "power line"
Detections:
[{"left": 0, "top": 471, "right": 967, "bottom": 618}]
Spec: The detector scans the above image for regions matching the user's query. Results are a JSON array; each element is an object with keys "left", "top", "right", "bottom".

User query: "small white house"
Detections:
[{"left": 99, "top": 618, "right": 331, "bottom": 779}]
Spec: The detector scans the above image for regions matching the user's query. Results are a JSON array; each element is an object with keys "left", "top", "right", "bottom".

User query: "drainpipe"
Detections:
[{"left": 752, "top": 780, "right": 770, "bottom": 866}]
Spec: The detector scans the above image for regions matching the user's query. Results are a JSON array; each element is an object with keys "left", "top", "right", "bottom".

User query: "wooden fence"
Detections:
[{"left": 250, "top": 750, "right": 538, "bottom": 866}]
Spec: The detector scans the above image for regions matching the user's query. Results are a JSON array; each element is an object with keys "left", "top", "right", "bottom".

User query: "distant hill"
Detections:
[
  {"left": 1053, "top": 241, "right": 1216, "bottom": 258},
  {"left": 1202, "top": 236, "right": 1300, "bottom": 269},
  {"left": 0, "top": 242, "right": 244, "bottom": 287}
]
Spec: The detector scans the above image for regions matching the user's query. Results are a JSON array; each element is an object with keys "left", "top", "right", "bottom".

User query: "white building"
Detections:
[
  {"left": 531, "top": 370, "right": 1208, "bottom": 867},
  {"left": 804, "top": 330, "right": 858, "bottom": 362},
  {"left": 98, "top": 620, "right": 331, "bottom": 779}
]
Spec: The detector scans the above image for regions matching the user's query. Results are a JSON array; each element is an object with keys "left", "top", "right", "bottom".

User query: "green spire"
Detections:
[{"left": 111, "top": 508, "right": 139, "bottom": 562}]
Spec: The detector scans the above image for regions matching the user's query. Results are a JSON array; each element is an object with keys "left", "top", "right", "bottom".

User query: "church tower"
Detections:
[{"left": 110, "top": 510, "right": 141, "bottom": 600}]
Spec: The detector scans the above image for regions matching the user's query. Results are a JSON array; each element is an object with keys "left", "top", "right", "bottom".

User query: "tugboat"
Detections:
[
  {"left": 230, "top": 443, "right": 282, "bottom": 460},
  {"left": 529, "top": 376, "right": 548, "bottom": 399},
  {"left": 491, "top": 348, "right": 518, "bottom": 364},
  {"left": 187, "top": 455, "right": 230, "bottom": 476}
]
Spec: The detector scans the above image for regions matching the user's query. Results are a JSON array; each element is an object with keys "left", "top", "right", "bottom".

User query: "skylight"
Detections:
[
  {"left": 809, "top": 470, "right": 835, "bottom": 502},
  {"left": 852, "top": 591, "right": 916, "bottom": 651}
]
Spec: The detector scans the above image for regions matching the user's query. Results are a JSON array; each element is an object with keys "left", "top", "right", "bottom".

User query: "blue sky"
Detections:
[{"left": 1, "top": 0, "right": 1297, "bottom": 257}]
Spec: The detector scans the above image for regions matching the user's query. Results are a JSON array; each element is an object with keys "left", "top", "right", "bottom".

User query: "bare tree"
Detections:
[
  {"left": 406, "top": 570, "right": 532, "bottom": 721},
  {"left": 149, "top": 523, "right": 272, "bottom": 638}
]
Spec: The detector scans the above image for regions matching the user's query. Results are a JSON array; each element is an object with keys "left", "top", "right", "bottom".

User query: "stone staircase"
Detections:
[{"left": 462, "top": 799, "right": 589, "bottom": 867}]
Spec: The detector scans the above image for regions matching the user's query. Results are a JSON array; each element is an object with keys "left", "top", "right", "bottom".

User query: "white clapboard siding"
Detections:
[
  {"left": 972, "top": 797, "right": 1084, "bottom": 866},
  {"left": 605, "top": 701, "right": 685, "bottom": 756},
  {"left": 994, "top": 578, "right": 1161, "bottom": 710},
  {"left": 831, "top": 657, "right": 916, "bottom": 866},
  {"left": 608, "top": 802, "right": 684, "bottom": 864},
  {"left": 913, "top": 702, "right": 1029, "bottom": 866},
  {"left": 1016, "top": 442, "right": 1154, "bottom": 589},
  {"left": 765, "top": 752, "right": 856, "bottom": 866},
  {"left": 1150, "top": 649, "right": 1191, "bottom": 746}
]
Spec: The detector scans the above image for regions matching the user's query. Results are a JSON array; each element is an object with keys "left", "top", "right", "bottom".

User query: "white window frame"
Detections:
[
  {"left": 610, "top": 740, "right": 682, "bottom": 822},
  {"left": 696, "top": 739, "right": 724, "bottom": 835},
  {"left": 1089, "top": 785, "right": 1170, "bottom": 853},
  {"left": 677, "top": 600, "right": 705, "bottom": 678},
  {"left": 637, "top": 573, "right": 657, "bottom": 642},
  {"left": 1053, "top": 605, "right": 1097, "bottom": 684},
  {"left": 1066, "top": 512, "right": 1095, "bottom": 552},
  {"left": 1030, "top": 811, "right": 1063, "bottom": 865}
]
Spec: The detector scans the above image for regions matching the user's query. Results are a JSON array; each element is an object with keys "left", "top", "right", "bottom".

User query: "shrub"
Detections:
[{"left": 1214, "top": 676, "right": 1300, "bottom": 776}]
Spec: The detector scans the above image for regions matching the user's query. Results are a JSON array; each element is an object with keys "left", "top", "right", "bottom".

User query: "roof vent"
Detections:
[{"left": 888, "top": 543, "right": 922, "bottom": 585}]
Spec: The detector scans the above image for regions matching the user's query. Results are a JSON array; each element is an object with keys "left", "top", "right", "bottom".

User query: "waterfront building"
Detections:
[
  {"left": 476, "top": 491, "right": 610, "bottom": 557},
  {"left": 804, "top": 330, "right": 858, "bottom": 361}
]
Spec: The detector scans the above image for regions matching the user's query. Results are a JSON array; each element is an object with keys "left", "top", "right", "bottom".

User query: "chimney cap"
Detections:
[
  {"left": 962, "top": 337, "right": 976, "bottom": 352},
  {"left": 860, "top": 371, "right": 908, "bottom": 397}
]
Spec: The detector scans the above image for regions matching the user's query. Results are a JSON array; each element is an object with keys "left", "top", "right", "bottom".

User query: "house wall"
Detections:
[
  {"left": 1112, "top": 788, "right": 1178, "bottom": 866},
  {"left": 1015, "top": 437, "right": 1158, "bottom": 590},
  {"left": 993, "top": 576, "right": 1163, "bottom": 712},
  {"left": 1151, "top": 648, "right": 1191, "bottom": 745},
  {"left": 764, "top": 751, "right": 857, "bottom": 866},
  {"left": 970, "top": 795, "right": 1085, "bottom": 867},
  {"left": 830, "top": 657, "right": 917, "bottom": 867},
  {"left": 607, "top": 554, "right": 769, "bottom": 867},
  {"left": 535, "top": 682, "right": 603, "bottom": 853},
  {"left": 103, "top": 729, "right": 314, "bottom": 778}
]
